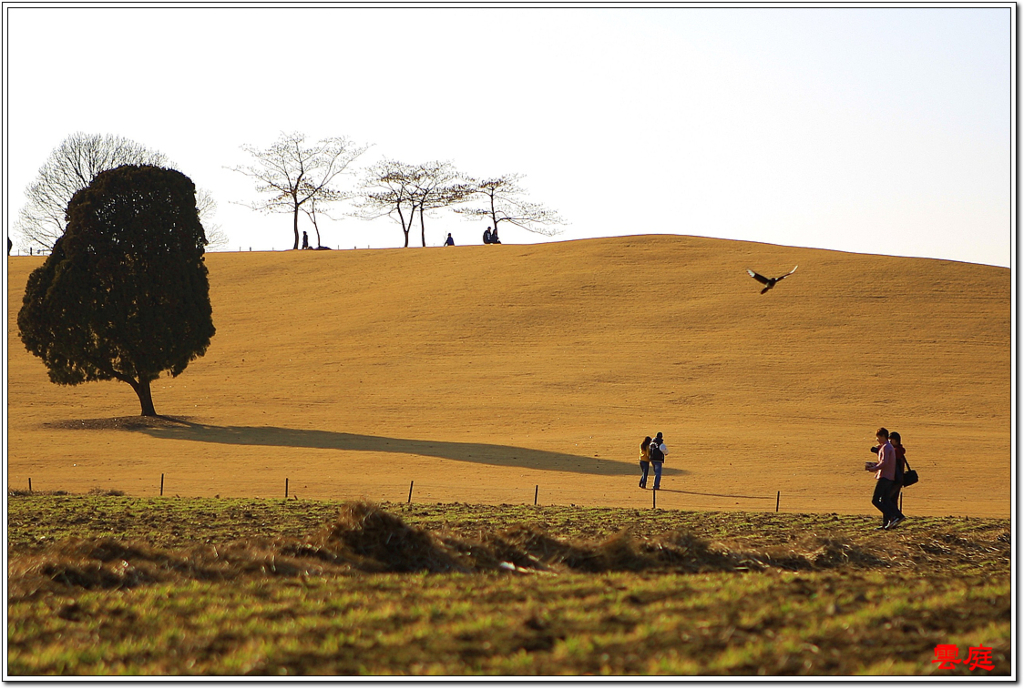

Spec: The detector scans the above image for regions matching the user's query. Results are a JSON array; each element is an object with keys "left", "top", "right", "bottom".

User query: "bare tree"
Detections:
[
  {"left": 15, "top": 133, "right": 170, "bottom": 250},
  {"left": 195, "top": 188, "right": 230, "bottom": 250},
  {"left": 410, "top": 161, "right": 473, "bottom": 247},
  {"left": 455, "top": 174, "right": 566, "bottom": 238},
  {"left": 15, "top": 132, "right": 220, "bottom": 252},
  {"left": 354, "top": 159, "right": 421, "bottom": 248},
  {"left": 230, "top": 132, "right": 367, "bottom": 250}
]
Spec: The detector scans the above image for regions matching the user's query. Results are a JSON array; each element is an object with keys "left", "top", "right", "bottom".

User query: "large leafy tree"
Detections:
[
  {"left": 14, "top": 132, "right": 223, "bottom": 252},
  {"left": 18, "top": 165, "right": 215, "bottom": 417},
  {"left": 456, "top": 174, "right": 566, "bottom": 237},
  {"left": 230, "top": 132, "right": 367, "bottom": 250}
]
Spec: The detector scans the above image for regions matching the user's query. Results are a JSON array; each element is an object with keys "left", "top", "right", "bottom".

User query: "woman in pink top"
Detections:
[{"left": 864, "top": 427, "right": 901, "bottom": 529}]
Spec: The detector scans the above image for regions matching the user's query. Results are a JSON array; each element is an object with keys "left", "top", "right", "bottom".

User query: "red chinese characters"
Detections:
[{"left": 932, "top": 644, "right": 995, "bottom": 672}]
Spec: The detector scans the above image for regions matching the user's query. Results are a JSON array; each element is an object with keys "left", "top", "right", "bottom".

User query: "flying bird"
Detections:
[{"left": 746, "top": 265, "right": 798, "bottom": 294}]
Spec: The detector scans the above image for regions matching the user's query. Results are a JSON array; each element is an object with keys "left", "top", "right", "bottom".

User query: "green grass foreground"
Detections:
[{"left": 7, "top": 495, "right": 1011, "bottom": 676}]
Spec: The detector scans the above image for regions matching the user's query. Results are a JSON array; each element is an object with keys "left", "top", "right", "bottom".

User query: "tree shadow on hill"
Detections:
[{"left": 122, "top": 418, "right": 687, "bottom": 478}]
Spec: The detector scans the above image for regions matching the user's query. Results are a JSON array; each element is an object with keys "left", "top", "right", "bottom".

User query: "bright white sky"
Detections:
[{"left": 3, "top": 3, "right": 1015, "bottom": 267}]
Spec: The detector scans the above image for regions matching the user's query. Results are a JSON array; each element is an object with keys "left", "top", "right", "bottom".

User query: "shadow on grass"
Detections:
[{"left": 113, "top": 417, "right": 687, "bottom": 478}]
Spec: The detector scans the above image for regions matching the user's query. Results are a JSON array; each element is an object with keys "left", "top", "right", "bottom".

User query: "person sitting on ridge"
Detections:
[
  {"left": 483, "top": 227, "right": 493, "bottom": 244},
  {"left": 444, "top": 233, "right": 455, "bottom": 247}
]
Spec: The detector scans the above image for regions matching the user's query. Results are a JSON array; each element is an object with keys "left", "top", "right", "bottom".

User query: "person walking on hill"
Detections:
[
  {"left": 639, "top": 436, "right": 652, "bottom": 489},
  {"left": 302, "top": 231, "right": 310, "bottom": 250},
  {"left": 887, "top": 431, "right": 909, "bottom": 525},
  {"left": 650, "top": 432, "right": 668, "bottom": 490},
  {"left": 865, "top": 427, "right": 900, "bottom": 529}
]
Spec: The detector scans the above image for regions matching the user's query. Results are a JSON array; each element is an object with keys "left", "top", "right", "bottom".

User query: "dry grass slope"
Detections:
[{"left": 6, "top": 235, "right": 1010, "bottom": 516}]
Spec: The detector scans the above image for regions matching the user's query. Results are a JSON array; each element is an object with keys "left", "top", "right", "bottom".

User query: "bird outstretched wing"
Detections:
[
  {"left": 776, "top": 265, "right": 798, "bottom": 282},
  {"left": 746, "top": 269, "right": 770, "bottom": 285}
]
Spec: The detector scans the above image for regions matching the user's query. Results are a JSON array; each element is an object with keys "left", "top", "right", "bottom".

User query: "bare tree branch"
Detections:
[
  {"left": 15, "top": 132, "right": 219, "bottom": 253},
  {"left": 455, "top": 174, "right": 566, "bottom": 238},
  {"left": 229, "top": 132, "right": 368, "bottom": 250},
  {"left": 353, "top": 159, "right": 422, "bottom": 248}
]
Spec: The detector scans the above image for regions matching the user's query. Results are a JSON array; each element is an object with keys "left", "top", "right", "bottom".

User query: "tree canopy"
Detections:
[{"left": 18, "top": 165, "right": 215, "bottom": 416}]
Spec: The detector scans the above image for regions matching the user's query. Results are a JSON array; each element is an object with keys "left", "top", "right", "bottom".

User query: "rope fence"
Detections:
[{"left": 12, "top": 474, "right": 805, "bottom": 514}]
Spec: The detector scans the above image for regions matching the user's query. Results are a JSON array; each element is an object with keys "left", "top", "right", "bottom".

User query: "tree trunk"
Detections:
[
  {"left": 419, "top": 208, "right": 427, "bottom": 247},
  {"left": 292, "top": 205, "right": 300, "bottom": 250},
  {"left": 129, "top": 378, "right": 158, "bottom": 416}
]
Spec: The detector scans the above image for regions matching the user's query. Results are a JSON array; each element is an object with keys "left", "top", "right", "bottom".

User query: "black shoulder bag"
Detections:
[{"left": 902, "top": 459, "right": 919, "bottom": 487}]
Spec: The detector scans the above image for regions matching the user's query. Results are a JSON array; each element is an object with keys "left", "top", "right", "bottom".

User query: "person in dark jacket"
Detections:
[
  {"left": 888, "top": 431, "right": 908, "bottom": 524},
  {"left": 444, "top": 233, "right": 455, "bottom": 246},
  {"left": 865, "top": 427, "right": 900, "bottom": 529},
  {"left": 483, "top": 227, "right": 493, "bottom": 244},
  {"left": 650, "top": 432, "right": 668, "bottom": 490}
]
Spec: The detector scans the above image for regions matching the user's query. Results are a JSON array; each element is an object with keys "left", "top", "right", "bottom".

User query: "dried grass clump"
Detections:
[
  {"left": 8, "top": 539, "right": 169, "bottom": 598},
  {"left": 315, "top": 502, "right": 466, "bottom": 573},
  {"left": 87, "top": 488, "right": 126, "bottom": 497}
]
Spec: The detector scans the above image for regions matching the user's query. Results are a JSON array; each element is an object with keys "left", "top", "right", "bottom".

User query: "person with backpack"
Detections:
[
  {"left": 638, "top": 436, "right": 652, "bottom": 489},
  {"left": 650, "top": 432, "right": 668, "bottom": 490}
]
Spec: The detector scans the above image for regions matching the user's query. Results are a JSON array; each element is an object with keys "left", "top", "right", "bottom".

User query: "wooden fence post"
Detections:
[
  {"left": 408, "top": 480, "right": 414, "bottom": 504},
  {"left": 285, "top": 478, "right": 289, "bottom": 499},
  {"left": 160, "top": 473, "right": 165, "bottom": 497},
  {"left": 28, "top": 478, "right": 32, "bottom": 494},
  {"left": 776, "top": 491, "right": 780, "bottom": 513},
  {"left": 652, "top": 488, "right": 657, "bottom": 509},
  {"left": 534, "top": 485, "right": 539, "bottom": 506}
]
